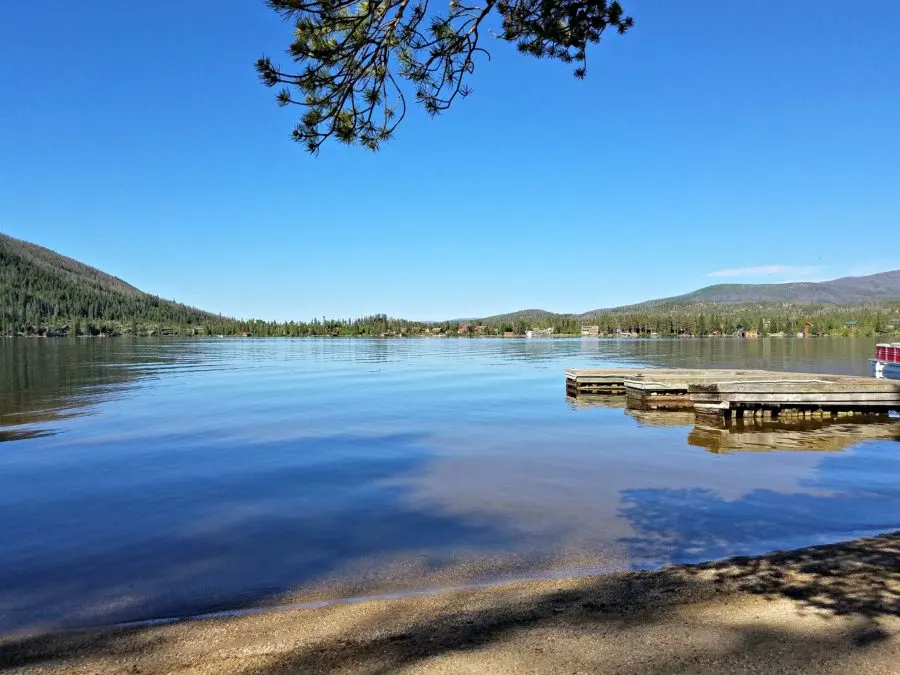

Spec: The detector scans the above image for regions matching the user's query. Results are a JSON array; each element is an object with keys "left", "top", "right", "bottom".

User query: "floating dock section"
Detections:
[
  {"left": 691, "top": 378, "right": 900, "bottom": 422},
  {"left": 566, "top": 368, "right": 900, "bottom": 422},
  {"left": 564, "top": 368, "right": 770, "bottom": 396}
]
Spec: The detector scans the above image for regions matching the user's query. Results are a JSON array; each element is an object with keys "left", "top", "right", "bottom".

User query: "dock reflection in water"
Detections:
[
  {"left": 570, "top": 391, "right": 900, "bottom": 454},
  {"left": 690, "top": 417, "right": 900, "bottom": 454},
  {"left": 625, "top": 409, "right": 697, "bottom": 428}
]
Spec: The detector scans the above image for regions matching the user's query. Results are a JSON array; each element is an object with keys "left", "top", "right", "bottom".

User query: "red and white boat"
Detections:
[{"left": 873, "top": 343, "right": 900, "bottom": 380}]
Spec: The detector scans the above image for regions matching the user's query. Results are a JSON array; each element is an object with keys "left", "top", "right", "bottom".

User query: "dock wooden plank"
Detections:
[
  {"left": 692, "top": 392, "right": 900, "bottom": 402},
  {"left": 567, "top": 366, "right": 900, "bottom": 419},
  {"left": 690, "top": 380, "right": 900, "bottom": 394}
]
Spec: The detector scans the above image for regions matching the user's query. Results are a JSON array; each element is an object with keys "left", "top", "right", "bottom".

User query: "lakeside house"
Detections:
[
  {"left": 581, "top": 325, "right": 600, "bottom": 337},
  {"left": 844, "top": 320, "right": 859, "bottom": 331},
  {"left": 457, "top": 323, "right": 470, "bottom": 335},
  {"left": 525, "top": 327, "right": 554, "bottom": 338}
]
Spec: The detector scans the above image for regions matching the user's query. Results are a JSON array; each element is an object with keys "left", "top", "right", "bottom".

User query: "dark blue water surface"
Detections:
[{"left": 1, "top": 337, "right": 898, "bottom": 633}]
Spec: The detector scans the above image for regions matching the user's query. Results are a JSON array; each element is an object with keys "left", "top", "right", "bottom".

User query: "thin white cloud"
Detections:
[{"left": 708, "top": 265, "right": 823, "bottom": 279}]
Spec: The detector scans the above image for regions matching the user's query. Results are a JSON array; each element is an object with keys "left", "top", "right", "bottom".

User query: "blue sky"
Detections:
[{"left": 2, "top": 1, "right": 898, "bottom": 321}]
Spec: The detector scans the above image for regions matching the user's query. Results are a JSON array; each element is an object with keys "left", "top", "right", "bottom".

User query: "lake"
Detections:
[{"left": 2, "top": 336, "right": 899, "bottom": 634}]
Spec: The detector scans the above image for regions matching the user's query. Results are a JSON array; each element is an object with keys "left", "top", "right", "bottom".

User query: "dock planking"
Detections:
[
  {"left": 565, "top": 368, "right": 772, "bottom": 395},
  {"left": 566, "top": 368, "right": 900, "bottom": 421},
  {"left": 691, "top": 378, "right": 900, "bottom": 421}
]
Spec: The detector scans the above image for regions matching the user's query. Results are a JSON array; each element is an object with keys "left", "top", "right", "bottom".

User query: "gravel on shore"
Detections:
[{"left": 2, "top": 531, "right": 900, "bottom": 674}]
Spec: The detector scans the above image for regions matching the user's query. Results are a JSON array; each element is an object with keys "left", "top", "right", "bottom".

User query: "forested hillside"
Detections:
[
  {"left": 477, "top": 271, "right": 900, "bottom": 337},
  {"left": 3, "top": 231, "right": 900, "bottom": 338},
  {"left": 506, "top": 302, "right": 900, "bottom": 338},
  {"left": 0, "top": 234, "right": 445, "bottom": 337},
  {"left": 0, "top": 233, "right": 222, "bottom": 335}
]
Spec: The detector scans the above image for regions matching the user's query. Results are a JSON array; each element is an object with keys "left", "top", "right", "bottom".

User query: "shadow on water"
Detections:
[
  {"left": 617, "top": 438, "right": 900, "bottom": 569},
  {"left": 0, "top": 432, "right": 522, "bottom": 634}
]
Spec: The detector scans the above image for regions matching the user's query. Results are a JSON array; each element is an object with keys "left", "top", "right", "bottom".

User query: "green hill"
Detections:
[
  {"left": 0, "top": 233, "right": 223, "bottom": 335},
  {"left": 580, "top": 271, "right": 900, "bottom": 317},
  {"left": 471, "top": 272, "right": 900, "bottom": 337},
  {"left": 459, "top": 309, "right": 559, "bottom": 324}
]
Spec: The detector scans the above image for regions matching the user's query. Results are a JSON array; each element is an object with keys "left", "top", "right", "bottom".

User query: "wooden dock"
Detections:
[
  {"left": 564, "top": 368, "right": 770, "bottom": 395},
  {"left": 566, "top": 368, "right": 900, "bottom": 421},
  {"left": 691, "top": 378, "right": 900, "bottom": 422}
]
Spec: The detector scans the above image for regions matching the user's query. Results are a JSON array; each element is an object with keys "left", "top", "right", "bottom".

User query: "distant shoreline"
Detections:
[{"left": 5, "top": 333, "right": 891, "bottom": 340}]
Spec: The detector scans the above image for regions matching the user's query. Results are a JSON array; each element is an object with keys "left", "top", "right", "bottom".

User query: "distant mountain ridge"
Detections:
[
  {"left": 584, "top": 271, "right": 900, "bottom": 314},
  {"left": 476, "top": 270, "right": 900, "bottom": 323},
  {"left": 4, "top": 231, "right": 899, "bottom": 335}
]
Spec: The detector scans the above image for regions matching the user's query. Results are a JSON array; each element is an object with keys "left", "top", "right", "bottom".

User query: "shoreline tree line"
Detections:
[{"left": 6, "top": 306, "right": 900, "bottom": 339}]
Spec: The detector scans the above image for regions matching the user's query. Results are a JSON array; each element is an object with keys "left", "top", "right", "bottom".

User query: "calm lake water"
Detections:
[{"left": 2, "top": 337, "right": 899, "bottom": 633}]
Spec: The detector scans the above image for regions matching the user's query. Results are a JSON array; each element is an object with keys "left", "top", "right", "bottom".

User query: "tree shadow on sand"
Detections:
[{"left": 3, "top": 532, "right": 900, "bottom": 674}]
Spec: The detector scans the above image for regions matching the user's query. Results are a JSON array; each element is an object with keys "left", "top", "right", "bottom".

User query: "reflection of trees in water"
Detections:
[
  {"left": 0, "top": 339, "right": 177, "bottom": 432},
  {"left": 0, "top": 428, "right": 54, "bottom": 442}
]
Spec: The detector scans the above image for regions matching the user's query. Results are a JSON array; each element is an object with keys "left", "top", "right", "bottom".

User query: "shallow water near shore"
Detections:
[{"left": 1, "top": 336, "right": 899, "bottom": 634}]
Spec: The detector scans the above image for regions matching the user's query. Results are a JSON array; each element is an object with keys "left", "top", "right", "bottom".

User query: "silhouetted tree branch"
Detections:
[{"left": 257, "top": 0, "right": 633, "bottom": 151}]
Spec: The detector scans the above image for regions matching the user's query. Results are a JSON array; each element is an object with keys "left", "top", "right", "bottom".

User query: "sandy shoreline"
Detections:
[{"left": 2, "top": 531, "right": 900, "bottom": 674}]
